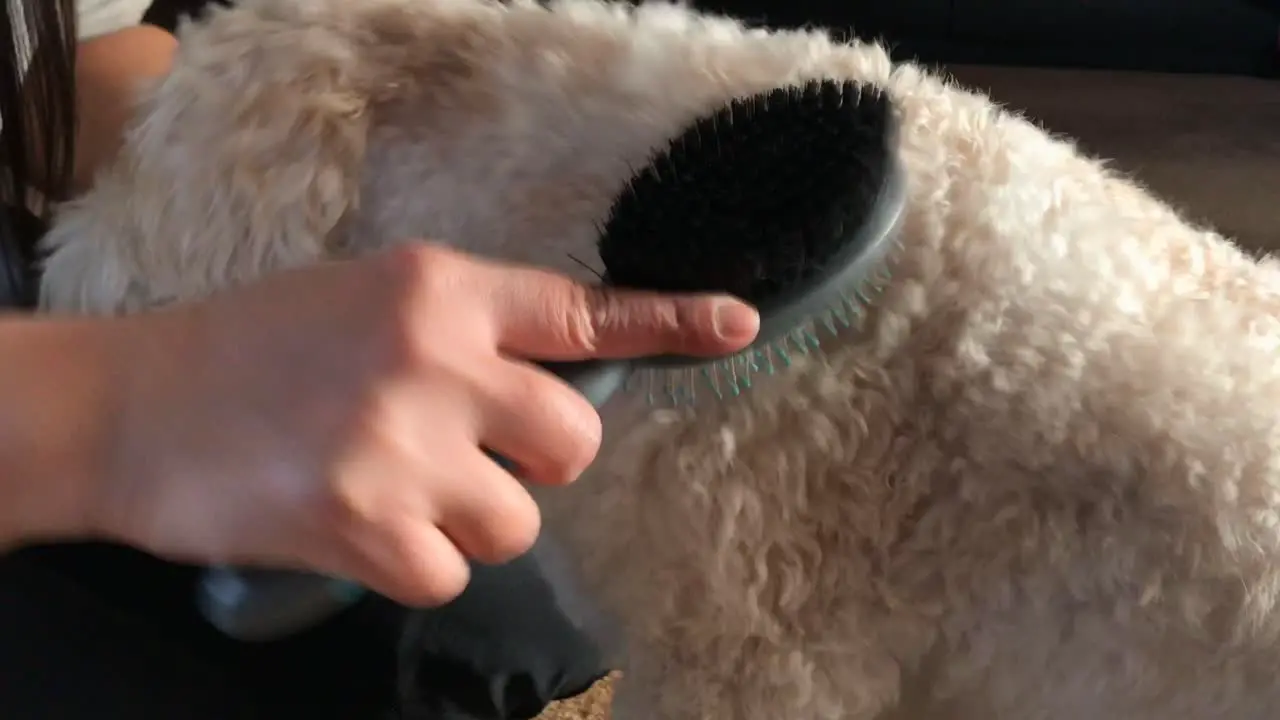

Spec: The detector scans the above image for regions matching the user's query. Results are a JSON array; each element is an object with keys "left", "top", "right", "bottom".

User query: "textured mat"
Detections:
[{"left": 536, "top": 674, "right": 615, "bottom": 720}]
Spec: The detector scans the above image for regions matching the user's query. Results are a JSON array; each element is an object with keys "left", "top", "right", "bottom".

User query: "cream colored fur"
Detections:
[{"left": 38, "top": 0, "right": 1280, "bottom": 717}]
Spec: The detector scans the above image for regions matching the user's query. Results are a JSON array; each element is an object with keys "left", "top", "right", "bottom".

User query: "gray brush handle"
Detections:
[{"left": 196, "top": 359, "right": 632, "bottom": 642}]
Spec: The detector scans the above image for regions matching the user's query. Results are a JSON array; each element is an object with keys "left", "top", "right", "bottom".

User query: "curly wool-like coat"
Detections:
[{"left": 38, "top": 0, "right": 1280, "bottom": 717}]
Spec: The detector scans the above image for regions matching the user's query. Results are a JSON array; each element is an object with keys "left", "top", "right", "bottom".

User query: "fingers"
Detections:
[
  {"left": 335, "top": 449, "right": 542, "bottom": 607},
  {"left": 349, "top": 520, "right": 472, "bottom": 607},
  {"left": 298, "top": 243, "right": 762, "bottom": 608},
  {"left": 499, "top": 274, "right": 759, "bottom": 359},
  {"left": 430, "top": 449, "right": 543, "bottom": 565},
  {"left": 455, "top": 248, "right": 761, "bottom": 360},
  {"left": 473, "top": 357, "right": 603, "bottom": 486},
  {"left": 372, "top": 357, "right": 596, "bottom": 606}
]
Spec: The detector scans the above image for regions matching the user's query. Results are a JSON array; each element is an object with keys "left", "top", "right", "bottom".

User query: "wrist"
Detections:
[{"left": 0, "top": 314, "right": 129, "bottom": 548}]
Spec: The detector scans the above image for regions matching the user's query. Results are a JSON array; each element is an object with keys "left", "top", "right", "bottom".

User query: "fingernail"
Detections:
[{"left": 713, "top": 300, "right": 760, "bottom": 343}]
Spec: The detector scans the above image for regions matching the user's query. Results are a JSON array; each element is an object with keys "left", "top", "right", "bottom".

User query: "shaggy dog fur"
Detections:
[{"left": 37, "top": 0, "right": 1280, "bottom": 717}]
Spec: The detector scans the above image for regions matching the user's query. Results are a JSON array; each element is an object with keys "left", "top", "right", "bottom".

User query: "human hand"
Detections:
[{"left": 90, "top": 243, "right": 759, "bottom": 606}]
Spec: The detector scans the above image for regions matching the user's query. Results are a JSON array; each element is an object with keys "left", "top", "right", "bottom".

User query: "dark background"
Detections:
[
  {"left": 142, "top": 0, "right": 231, "bottom": 33},
  {"left": 145, "top": 0, "right": 1280, "bottom": 77},
  {"left": 685, "top": 0, "right": 1280, "bottom": 76}
]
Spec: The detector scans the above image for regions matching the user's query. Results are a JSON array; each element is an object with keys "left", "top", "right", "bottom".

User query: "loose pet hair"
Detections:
[{"left": 39, "top": 0, "right": 1280, "bottom": 717}]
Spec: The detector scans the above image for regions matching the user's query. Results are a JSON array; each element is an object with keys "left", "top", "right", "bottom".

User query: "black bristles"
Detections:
[{"left": 597, "top": 79, "right": 893, "bottom": 302}]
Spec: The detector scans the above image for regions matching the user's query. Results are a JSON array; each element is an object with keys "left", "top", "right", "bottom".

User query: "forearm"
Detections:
[
  {"left": 71, "top": 24, "right": 178, "bottom": 194},
  {"left": 0, "top": 316, "right": 121, "bottom": 548}
]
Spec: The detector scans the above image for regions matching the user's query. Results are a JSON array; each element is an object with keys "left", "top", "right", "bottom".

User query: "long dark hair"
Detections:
[{"left": 0, "top": 0, "right": 77, "bottom": 216}]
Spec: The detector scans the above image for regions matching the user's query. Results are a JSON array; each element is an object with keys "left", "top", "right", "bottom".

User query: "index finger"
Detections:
[{"left": 474, "top": 258, "right": 760, "bottom": 361}]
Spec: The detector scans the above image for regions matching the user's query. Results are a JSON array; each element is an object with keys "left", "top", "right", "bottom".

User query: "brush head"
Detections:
[
  {"left": 597, "top": 79, "right": 905, "bottom": 381},
  {"left": 600, "top": 79, "right": 898, "bottom": 298}
]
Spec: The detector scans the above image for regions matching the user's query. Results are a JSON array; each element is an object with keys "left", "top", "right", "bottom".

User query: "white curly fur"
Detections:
[{"left": 38, "top": 0, "right": 1280, "bottom": 717}]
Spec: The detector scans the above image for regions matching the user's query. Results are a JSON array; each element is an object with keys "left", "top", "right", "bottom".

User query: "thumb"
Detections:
[{"left": 481, "top": 262, "right": 760, "bottom": 360}]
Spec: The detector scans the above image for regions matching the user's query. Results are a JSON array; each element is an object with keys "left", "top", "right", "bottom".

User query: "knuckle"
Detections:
[
  {"left": 469, "top": 489, "right": 541, "bottom": 564},
  {"left": 560, "top": 285, "right": 683, "bottom": 354},
  {"left": 317, "top": 462, "right": 384, "bottom": 540},
  {"left": 552, "top": 392, "right": 603, "bottom": 484},
  {"left": 556, "top": 283, "right": 608, "bottom": 353},
  {"left": 630, "top": 294, "right": 681, "bottom": 339},
  {"left": 510, "top": 372, "right": 602, "bottom": 485},
  {"left": 399, "top": 575, "right": 468, "bottom": 608},
  {"left": 382, "top": 242, "right": 462, "bottom": 289},
  {"left": 373, "top": 243, "right": 469, "bottom": 370},
  {"left": 376, "top": 243, "right": 452, "bottom": 310},
  {"left": 313, "top": 419, "right": 410, "bottom": 540},
  {"left": 416, "top": 575, "right": 469, "bottom": 607},
  {"left": 383, "top": 531, "right": 469, "bottom": 607}
]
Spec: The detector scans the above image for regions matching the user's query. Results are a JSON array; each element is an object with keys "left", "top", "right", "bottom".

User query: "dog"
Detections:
[{"left": 39, "top": 0, "right": 1280, "bottom": 717}]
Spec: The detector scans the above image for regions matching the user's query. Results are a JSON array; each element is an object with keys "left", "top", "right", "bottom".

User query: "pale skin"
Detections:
[{"left": 0, "top": 24, "right": 761, "bottom": 606}]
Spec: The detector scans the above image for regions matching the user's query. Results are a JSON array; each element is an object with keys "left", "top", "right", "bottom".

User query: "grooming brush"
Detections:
[{"left": 198, "top": 78, "right": 906, "bottom": 642}]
